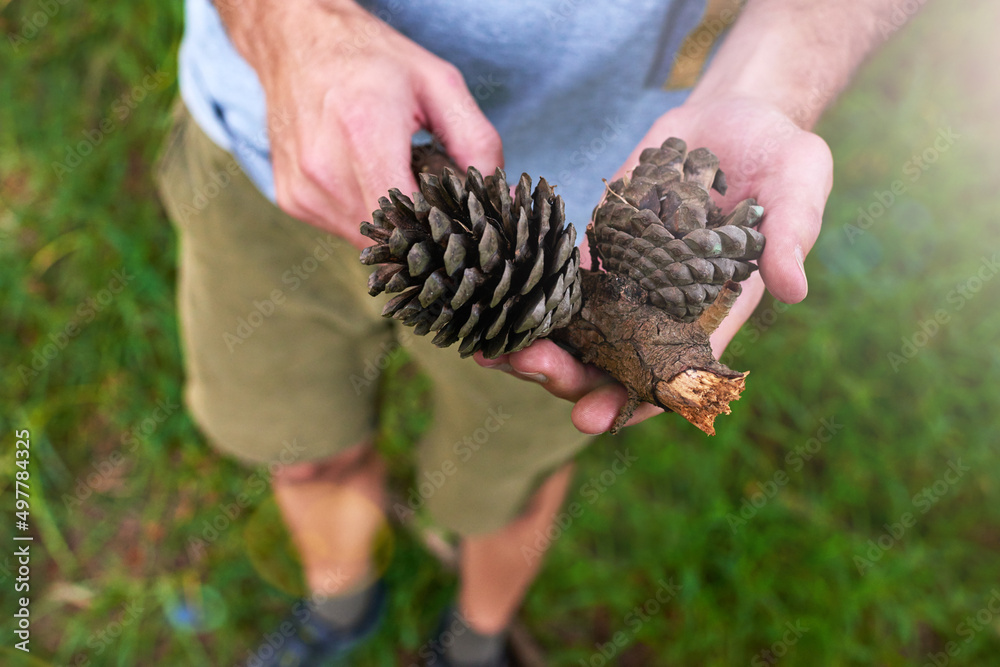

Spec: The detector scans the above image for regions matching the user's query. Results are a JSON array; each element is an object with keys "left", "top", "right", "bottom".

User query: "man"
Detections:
[{"left": 156, "top": 0, "right": 912, "bottom": 664}]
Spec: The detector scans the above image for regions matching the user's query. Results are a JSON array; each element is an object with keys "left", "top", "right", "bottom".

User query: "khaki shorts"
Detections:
[{"left": 154, "top": 103, "right": 593, "bottom": 535}]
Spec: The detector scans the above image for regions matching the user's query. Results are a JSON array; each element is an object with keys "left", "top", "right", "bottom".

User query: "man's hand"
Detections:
[
  {"left": 478, "top": 94, "right": 832, "bottom": 434},
  {"left": 620, "top": 95, "right": 835, "bottom": 345},
  {"left": 479, "top": 0, "right": 916, "bottom": 435},
  {"left": 217, "top": 0, "right": 503, "bottom": 248}
]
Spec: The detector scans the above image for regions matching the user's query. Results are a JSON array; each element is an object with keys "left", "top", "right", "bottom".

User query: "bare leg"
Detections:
[
  {"left": 271, "top": 441, "right": 389, "bottom": 597},
  {"left": 458, "top": 463, "right": 575, "bottom": 634},
  {"left": 272, "top": 447, "right": 574, "bottom": 636}
]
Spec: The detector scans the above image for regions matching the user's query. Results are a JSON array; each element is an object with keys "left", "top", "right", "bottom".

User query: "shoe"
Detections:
[
  {"left": 255, "top": 580, "right": 387, "bottom": 667},
  {"left": 421, "top": 608, "right": 511, "bottom": 667}
]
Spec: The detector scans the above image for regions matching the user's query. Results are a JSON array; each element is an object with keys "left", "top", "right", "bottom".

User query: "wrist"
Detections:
[
  {"left": 215, "top": 0, "right": 364, "bottom": 74},
  {"left": 686, "top": 1, "right": 875, "bottom": 131},
  {"left": 686, "top": 78, "right": 823, "bottom": 133}
]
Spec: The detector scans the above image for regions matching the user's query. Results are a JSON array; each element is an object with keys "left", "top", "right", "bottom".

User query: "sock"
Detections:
[
  {"left": 309, "top": 581, "right": 378, "bottom": 631},
  {"left": 443, "top": 607, "right": 507, "bottom": 666}
]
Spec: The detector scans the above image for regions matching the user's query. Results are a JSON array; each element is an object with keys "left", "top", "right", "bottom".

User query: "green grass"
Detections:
[{"left": 3, "top": 1, "right": 1000, "bottom": 665}]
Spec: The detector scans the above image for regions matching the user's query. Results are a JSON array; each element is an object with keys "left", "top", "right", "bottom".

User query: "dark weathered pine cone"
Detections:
[
  {"left": 590, "top": 137, "right": 765, "bottom": 321},
  {"left": 361, "top": 165, "right": 582, "bottom": 359},
  {"left": 360, "top": 139, "right": 769, "bottom": 435}
]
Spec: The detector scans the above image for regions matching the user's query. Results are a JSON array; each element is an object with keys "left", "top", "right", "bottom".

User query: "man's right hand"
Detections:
[{"left": 218, "top": 0, "right": 504, "bottom": 248}]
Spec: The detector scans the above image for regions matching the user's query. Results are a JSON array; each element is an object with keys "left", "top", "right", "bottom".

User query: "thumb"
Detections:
[
  {"left": 756, "top": 132, "right": 833, "bottom": 304},
  {"left": 415, "top": 64, "right": 504, "bottom": 174}
]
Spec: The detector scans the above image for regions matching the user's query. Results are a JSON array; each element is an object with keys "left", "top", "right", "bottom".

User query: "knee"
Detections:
[{"left": 271, "top": 440, "right": 379, "bottom": 486}]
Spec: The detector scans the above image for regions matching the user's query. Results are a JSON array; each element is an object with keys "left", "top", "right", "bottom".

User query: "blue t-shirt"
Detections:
[{"left": 179, "top": 0, "right": 707, "bottom": 230}]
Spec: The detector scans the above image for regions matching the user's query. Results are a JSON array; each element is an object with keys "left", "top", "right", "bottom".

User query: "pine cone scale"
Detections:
[
  {"left": 359, "top": 159, "right": 584, "bottom": 359},
  {"left": 589, "top": 139, "right": 764, "bottom": 322}
]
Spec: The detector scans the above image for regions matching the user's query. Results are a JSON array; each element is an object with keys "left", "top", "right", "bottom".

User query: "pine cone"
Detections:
[
  {"left": 359, "top": 139, "right": 767, "bottom": 435},
  {"left": 590, "top": 137, "right": 765, "bottom": 321},
  {"left": 361, "top": 165, "right": 582, "bottom": 359}
]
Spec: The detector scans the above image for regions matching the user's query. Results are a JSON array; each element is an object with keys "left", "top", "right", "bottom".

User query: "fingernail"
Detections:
[
  {"left": 794, "top": 245, "right": 808, "bottom": 294},
  {"left": 490, "top": 363, "right": 514, "bottom": 373},
  {"left": 516, "top": 371, "right": 548, "bottom": 384}
]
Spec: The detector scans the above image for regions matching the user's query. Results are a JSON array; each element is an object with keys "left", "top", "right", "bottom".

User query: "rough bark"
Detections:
[{"left": 552, "top": 270, "right": 747, "bottom": 435}]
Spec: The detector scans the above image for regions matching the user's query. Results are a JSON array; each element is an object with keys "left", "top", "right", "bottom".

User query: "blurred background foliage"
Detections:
[{"left": 2, "top": 0, "right": 999, "bottom": 665}]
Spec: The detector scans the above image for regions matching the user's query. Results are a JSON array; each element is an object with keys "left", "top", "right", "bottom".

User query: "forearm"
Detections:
[
  {"left": 214, "top": 0, "right": 365, "bottom": 70},
  {"left": 690, "top": 0, "right": 920, "bottom": 129}
]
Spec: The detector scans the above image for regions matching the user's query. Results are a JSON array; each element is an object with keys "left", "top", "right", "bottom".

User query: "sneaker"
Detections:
[
  {"left": 255, "top": 580, "right": 387, "bottom": 667},
  {"left": 421, "top": 608, "right": 511, "bottom": 667}
]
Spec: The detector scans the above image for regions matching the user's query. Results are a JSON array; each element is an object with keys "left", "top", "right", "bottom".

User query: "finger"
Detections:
[
  {"left": 474, "top": 351, "right": 511, "bottom": 371},
  {"left": 475, "top": 340, "right": 611, "bottom": 401},
  {"left": 571, "top": 383, "right": 663, "bottom": 435},
  {"left": 415, "top": 63, "right": 504, "bottom": 173},
  {"left": 506, "top": 339, "right": 611, "bottom": 401},
  {"left": 756, "top": 132, "right": 833, "bottom": 304},
  {"left": 577, "top": 235, "right": 594, "bottom": 271},
  {"left": 272, "top": 101, "right": 369, "bottom": 240},
  {"left": 274, "top": 146, "right": 366, "bottom": 244},
  {"left": 337, "top": 98, "right": 422, "bottom": 213}
]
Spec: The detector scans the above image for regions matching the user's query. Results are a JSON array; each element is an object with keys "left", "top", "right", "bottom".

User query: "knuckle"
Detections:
[
  {"left": 274, "top": 181, "right": 309, "bottom": 220},
  {"left": 435, "top": 60, "right": 465, "bottom": 87},
  {"left": 274, "top": 173, "right": 321, "bottom": 222},
  {"left": 476, "top": 123, "right": 503, "bottom": 152},
  {"left": 297, "top": 145, "right": 331, "bottom": 186},
  {"left": 799, "top": 133, "right": 834, "bottom": 195},
  {"left": 801, "top": 131, "right": 833, "bottom": 165},
  {"left": 462, "top": 123, "right": 503, "bottom": 166},
  {"left": 336, "top": 98, "right": 387, "bottom": 156}
]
